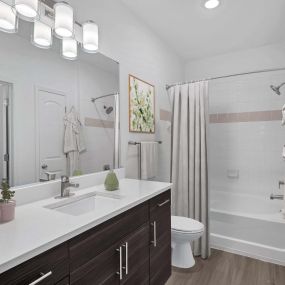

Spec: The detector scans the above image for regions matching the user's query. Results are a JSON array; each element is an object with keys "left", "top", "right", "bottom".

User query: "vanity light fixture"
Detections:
[
  {"left": 32, "top": 20, "right": 52, "bottom": 48},
  {"left": 14, "top": 0, "right": 39, "bottom": 20},
  {"left": 0, "top": 1, "right": 18, "bottom": 33},
  {"left": 0, "top": 0, "right": 100, "bottom": 60},
  {"left": 62, "top": 37, "right": 77, "bottom": 60},
  {"left": 204, "top": 0, "right": 220, "bottom": 9},
  {"left": 54, "top": 1, "right": 74, "bottom": 38},
  {"left": 82, "top": 20, "right": 99, "bottom": 53}
]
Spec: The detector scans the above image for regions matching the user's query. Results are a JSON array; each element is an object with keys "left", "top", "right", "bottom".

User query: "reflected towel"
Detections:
[{"left": 141, "top": 142, "right": 158, "bottom": 180}]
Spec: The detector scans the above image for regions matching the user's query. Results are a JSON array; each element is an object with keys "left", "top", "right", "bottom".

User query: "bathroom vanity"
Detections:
[{"left": 0, "top": 178, "right": 171, "bottom": 285}]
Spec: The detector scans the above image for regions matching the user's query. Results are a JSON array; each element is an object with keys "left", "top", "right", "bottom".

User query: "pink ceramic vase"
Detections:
[{"left": 0, "top": 200, "right": 16, "bottom": 223}]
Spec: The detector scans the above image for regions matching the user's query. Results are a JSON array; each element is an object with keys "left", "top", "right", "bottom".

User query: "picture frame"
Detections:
[{"left": 129, "top": 74, "right": 155, "bottom": 133}]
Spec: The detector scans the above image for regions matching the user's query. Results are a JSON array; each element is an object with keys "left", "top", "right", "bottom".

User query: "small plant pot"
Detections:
[{"left": 0, "top": 200, "right": 16, "bottom": 223}]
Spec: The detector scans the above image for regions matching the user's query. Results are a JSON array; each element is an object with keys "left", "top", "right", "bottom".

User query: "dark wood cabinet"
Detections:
[
  {"left": 0, "top": 190, "right": 171, "bottom": 285},
  {"left": 149, "top": 191, "right": 172, "bottom": 285},
  {"left": 0, "top": 244, "right": 69, "bottom": 285}
]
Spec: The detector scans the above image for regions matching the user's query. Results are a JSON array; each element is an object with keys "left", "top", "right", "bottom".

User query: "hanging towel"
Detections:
[
  {"left": 64, "top": 107, "right": 86, "bottom": 176},
  {"left": 282, "top": 104, "right": 285, "bottom": 126},
  {"left": 140, "top": 142, "right": 158, "bottom": 180}
]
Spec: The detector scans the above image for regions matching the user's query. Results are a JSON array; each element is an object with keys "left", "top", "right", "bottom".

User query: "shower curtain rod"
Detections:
[
  {"left": 91, "top": 92, "right": 119, "bottom": 102},
  {"left": 165, "top": 67, "right": 285, "bottom": 90}
]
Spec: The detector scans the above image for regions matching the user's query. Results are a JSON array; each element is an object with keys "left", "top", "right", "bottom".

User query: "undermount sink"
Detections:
[{"left": 44, "top": 192, "right": 123, "bottom": 216}]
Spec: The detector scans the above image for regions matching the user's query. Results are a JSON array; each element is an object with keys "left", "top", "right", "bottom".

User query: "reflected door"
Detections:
[{"left": 38, "top": 89, "right": 66, "bottom": 181}]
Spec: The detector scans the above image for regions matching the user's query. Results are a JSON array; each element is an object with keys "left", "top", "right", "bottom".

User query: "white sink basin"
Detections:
[{"left": 44, "top": 192, "right": 123, "bottom": 216}]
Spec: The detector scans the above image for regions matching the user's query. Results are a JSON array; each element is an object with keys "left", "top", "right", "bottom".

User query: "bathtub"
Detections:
[{"left": 210, "top": 191, "right": 285, "bottom": 265}]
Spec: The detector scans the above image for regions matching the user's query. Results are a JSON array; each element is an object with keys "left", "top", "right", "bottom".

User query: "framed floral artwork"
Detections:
[{"left": 129, "top": 75, "right": 155, "bottom": 133}]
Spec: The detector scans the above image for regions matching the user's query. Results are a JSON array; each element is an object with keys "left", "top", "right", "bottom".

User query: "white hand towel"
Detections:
[
  {"left": 282, "top": 104, "right": 285, "bottom": 126},
  {"left": 140, "top": 142, "right": 158, "bottom": 180}
]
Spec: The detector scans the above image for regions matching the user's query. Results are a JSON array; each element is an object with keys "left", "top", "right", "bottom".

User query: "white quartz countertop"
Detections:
[{"left": 0, "top": 179, "right": 172, "bottom": 274}]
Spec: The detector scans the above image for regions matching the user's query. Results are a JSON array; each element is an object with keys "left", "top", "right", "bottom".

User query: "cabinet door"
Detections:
[
  {"left": 121, "top": 224, "right": 150, "bottom": 285},
  {"left": 70, "top": 224, "right": 150, "bottom": 285},
  {"left": 0, "top": 244, "right": 69, "bottom": 285},
  {"left": 70, "top": 242, "right": 121, "bottom": 285},
  {"left": 149, "top": 190, "right": 171, "bottom": 285}
]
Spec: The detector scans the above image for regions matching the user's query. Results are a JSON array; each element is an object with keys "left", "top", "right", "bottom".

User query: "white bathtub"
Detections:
[{"left": 210, "top": 191, "right": 285, "bottom": 265}]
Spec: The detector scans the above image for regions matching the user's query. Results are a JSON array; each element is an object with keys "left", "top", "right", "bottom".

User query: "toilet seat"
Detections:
[{"left": 171, "top": 216, "right": 204, "bottom": 234}]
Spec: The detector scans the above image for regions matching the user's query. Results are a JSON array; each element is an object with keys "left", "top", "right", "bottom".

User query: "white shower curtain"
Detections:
[{"left": 170, "top": 81, "right": 210, "bottom": 259}]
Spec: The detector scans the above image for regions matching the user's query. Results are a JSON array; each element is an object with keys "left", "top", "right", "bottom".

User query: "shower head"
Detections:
[
  {"left": 104, "top": 105, "right": 113, "bottom": 115},
  {"left": 270, "top": 82, "right": 285, "bottom": 95}
]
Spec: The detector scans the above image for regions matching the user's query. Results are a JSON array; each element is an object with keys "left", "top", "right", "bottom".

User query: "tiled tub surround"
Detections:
[
  {"left": 0, "top": 170, "right": 172, "bottom": 274},
  {"left": 209, "top": 110, "right": 281, "bottom": 123},
  {"left": 208, "top": 71, "right": 285, "bottom": 265}
]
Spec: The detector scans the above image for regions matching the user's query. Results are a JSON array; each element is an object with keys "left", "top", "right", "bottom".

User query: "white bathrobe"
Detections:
[{"left": 64, "top": 108, "right": 86, "bottom": 176}]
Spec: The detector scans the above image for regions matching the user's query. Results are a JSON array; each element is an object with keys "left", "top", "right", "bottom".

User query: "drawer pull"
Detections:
[
  {"left": 151, "top": 221, "right": 157, "bottom": 247},
  {"left": 122, "top": 242, "right": 129, "bottom": 275},
  {"left": 29, "top": 271, "right": 52, "bottom": 285},
  {"left": 157, "top": 199, "right": 170, "bottom": 207},
  {"left": 116, "top": 246, "right": 123, "bottom": 280}
]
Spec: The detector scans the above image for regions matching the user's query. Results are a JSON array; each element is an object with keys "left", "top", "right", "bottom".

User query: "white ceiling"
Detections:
[{"left": 121, "top": 0, "right": 285, "bottom": 60}]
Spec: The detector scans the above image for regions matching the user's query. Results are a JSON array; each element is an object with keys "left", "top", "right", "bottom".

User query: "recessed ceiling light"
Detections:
[{"left": 204, "top": 0, "right": 220, "bottom": 9}]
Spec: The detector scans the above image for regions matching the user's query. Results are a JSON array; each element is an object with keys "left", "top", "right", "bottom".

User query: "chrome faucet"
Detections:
[
  {"left": 60, "top": 176, "right": 79, "bottom": 198},
  {"left": 270, "top": 194, "right": 284, "bottom": 200},
  {"left": 270, "top": 180, "right": 285, "bottom": 200}
]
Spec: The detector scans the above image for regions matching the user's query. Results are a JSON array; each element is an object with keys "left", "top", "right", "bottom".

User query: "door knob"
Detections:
[{"left": 41, "top": 164, "right": 48, "bottom": 169}]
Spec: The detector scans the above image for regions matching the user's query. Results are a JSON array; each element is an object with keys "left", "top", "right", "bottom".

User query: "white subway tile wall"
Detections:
[{"left": 208, "top": 71, "right": 285, "bottom": 197}]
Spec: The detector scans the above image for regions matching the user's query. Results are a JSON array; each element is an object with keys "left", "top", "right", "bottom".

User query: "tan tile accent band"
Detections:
[
  {"left": 209, "top": 110, "right": 282, "bottom": 124},
  {"left": 85, "top": 117, "right": 114, "bottom": 128},
  {"left": 160, "top": 109, "right": 172, "bottom": 122}
]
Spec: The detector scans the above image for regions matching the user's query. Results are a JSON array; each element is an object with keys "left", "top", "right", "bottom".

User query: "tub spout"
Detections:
[{"left": 270, "top": 194, "right": 284, "bottom": 200}]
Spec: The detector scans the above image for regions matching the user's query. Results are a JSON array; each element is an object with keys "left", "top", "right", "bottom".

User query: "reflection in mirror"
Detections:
[
  {"left": 0, "top": 82, "right": 12, "bottom": 184},
  {"left": 0, "top": 18, "right": 120, "bottom": 187}
]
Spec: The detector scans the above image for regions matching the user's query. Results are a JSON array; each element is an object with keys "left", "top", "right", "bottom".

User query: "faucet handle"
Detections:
[
  {"left": 279, "top": 180, "right": 285, "bottom": 189},
  {"left": 61, "top": 176, "right": 69, "bottom": 183}
]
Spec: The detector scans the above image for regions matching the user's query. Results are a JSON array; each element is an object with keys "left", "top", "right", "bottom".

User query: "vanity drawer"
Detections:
[
  {"left": 0, "top": 243, "right": 69, "bottom": 285},
  {"left": 69, "top": 202, "right": 149, "bottom": 272},
  {"left": 149, "top": 190, "right": 171, "bottom": 212}
]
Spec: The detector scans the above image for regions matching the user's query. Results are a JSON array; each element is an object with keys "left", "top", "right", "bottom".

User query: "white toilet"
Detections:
[{"left": 171, "top": 216, "right": 204, "bottom": 268}]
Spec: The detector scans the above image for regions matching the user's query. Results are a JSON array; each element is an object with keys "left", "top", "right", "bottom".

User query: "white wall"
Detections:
[
  {"left": 69, "top": 0, "right": 184, "bottom": 182},
  {"left": 185, "top": 42, "right": 285, "bottom": 197},
  {"left": 185, "top": 42, "right": 285, "bottom": 81}
]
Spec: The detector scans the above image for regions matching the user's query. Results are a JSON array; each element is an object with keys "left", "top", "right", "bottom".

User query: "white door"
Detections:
[{"left": 38, "top": 89, "right": 66, "bottom": 181}]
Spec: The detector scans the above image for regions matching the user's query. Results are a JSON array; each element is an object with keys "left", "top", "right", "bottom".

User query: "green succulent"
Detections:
[{"left": 0, "top": 179, "right": 15, "bottom": 203}]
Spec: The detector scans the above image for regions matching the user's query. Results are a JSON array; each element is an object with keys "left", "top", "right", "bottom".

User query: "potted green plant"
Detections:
[{"left": 0, "top": 179, "right": 15, "bottom": 223}]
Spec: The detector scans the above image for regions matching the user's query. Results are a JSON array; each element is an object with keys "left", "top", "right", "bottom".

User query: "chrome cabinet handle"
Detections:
[
  {"left": 151, "top": 221, "right": 157, "bottom": 247},
  {"left": 122, "top": 242, "right": 129, "bottom": 275},
  {"left": 116, "top": 246, "right": 123, "bottom": 280},
  {"left": 29, "top": 271, "right": 52, "bottom": 285},
  {"left": 157, "top": 199, "right": 170, "bottom": 207}
]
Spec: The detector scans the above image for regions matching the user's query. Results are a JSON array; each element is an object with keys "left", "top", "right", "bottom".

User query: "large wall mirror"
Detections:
[{"left": 0, "top": 15, "right": 120, "bottom": 187}]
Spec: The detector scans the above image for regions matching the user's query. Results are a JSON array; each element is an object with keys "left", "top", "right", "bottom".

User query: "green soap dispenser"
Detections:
[{"left": 104, "top": 170, "right": 119, "bottom": 191}]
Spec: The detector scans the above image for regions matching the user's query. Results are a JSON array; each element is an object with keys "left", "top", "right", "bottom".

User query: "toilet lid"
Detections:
[{"left": 171, "top": 216, "right": 204, "bottom": 233}]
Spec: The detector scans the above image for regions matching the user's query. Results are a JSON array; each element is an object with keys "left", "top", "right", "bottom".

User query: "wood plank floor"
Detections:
[{"left": 166, "top": 249, "right": 285, "bottom": 285}]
